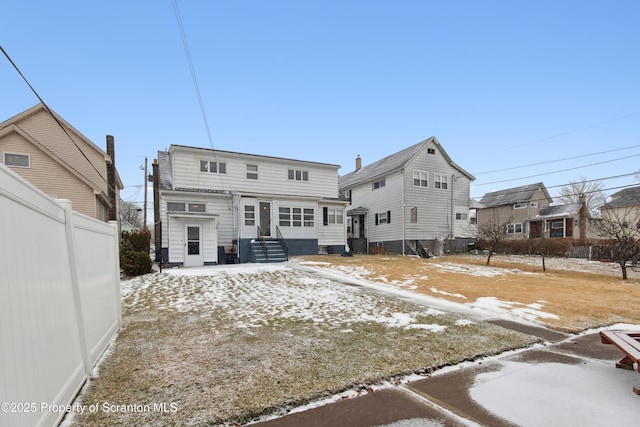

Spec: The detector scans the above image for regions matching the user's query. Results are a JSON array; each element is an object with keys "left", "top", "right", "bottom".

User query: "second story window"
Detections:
[
  {"left": 513, "top": 203, "right": 527, "bottom": 209},
  {"left": 247, "top": 164, "right": 258, "bottom": 180},
  {"left": 288, "top": 169, "right": 309, "bottom": 181},
  {"left": 373, "top": 178, "right": 385, "bottom": 190},
  {"left": 435, "top": 174, "right": 448, "bottom": 189},
  {"left": 413, "top": 171, "right": 428, "bottom": 188},
  {"left": 200, "top": 160, "right": 227, "bottom": 174}
]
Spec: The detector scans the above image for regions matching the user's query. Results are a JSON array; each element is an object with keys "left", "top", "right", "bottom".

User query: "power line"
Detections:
[
  {"left": 471, "top": 172, "right": 639, "bottom": 203},
  {"left": 473, "top": 153, "right": 640, "bottom": 187},
  {"left": 0, "top": 44, "right": 114, "bottom": 194},
  {"left": 473, "top": 144, "right": 640, "bottom": 176},
  {"left": 481, "top": 112, "right": 640, "bottom": 155},
  {"left": 172, "top": 0, "right": 215, "bottom": 150}
]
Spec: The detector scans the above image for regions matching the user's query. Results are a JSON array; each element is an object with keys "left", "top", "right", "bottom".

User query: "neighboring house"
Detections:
[
  {"left": 0, "top": 103, "right": 122, "bottom": 221},
  {"left": 121, "top": 220, "right": 140, "bottom": 234},
  {"left": 600, "top": 186, "right": 640, "bottom": 228},
  {"left": 477, "top": 182, "right": 553, "bottom": 239},
  {"left": 338, "top": 136, "right": 475, "bottom": 255},
  {"left": 155, "top": 144, "right": 347, "bottom": 266},
  {"left": 529, "top": 201, "right": 594, "bottom": 240}
]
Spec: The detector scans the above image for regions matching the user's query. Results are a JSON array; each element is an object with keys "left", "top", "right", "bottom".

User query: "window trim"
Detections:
[
  {"left": 244, "top": 205, "right": 256, "bottom": 226},
  {"left": 434, "top": 174, "right": 448, "bottom": 190},
  {"left": 288, "top": 169, "right": 309, "bottom": 182},
  {"left": 3, "top": 152, "right": 30, "bottom": 168},
  {"left": 246, "top": 164, "right": 258, "bottom": 180},
  {"left": 513, "top": 203, "right": 527, "bottom": 209},
  {"left": 506, "top": 223, "right": 523, "bottom": 234},
  {"left": 372, "top": 178, "right": 386, "bottom": 190},
  {"left": 413, "top": 171, "right": 428, "bottom": 188}
]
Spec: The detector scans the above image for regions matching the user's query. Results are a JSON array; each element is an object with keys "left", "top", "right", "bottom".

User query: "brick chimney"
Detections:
[
  {"left": 355, "top": 155, "right": 362, "bottom": 172},
  {"left": 106, "top": 135, "right": 117, "bottom": 221}
]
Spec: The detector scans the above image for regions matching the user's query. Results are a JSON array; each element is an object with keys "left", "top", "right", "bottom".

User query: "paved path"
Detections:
[{"left": 252, "top": 321, "right": 640, "bottom": 426}]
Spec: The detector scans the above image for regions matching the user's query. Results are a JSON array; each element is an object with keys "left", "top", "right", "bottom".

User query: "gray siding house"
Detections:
[
  {"left": 156, "top": 144, "right": 347, "bottom": 266},
  {"left": 339, "top": 137, "right": 475, "bottom": 255}
]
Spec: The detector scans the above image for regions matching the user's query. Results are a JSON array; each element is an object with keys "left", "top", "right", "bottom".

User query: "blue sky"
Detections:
[{"left": 2, "top": 1, "right": 639, "bottom": 219}]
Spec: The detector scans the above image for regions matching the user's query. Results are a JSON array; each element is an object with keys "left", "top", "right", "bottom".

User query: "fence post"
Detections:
[
  {"left": 59, "top": 199, "right": 92, "bottom": 377},
  {"left": 109, "top": 220, "right": 122, "bottom": 328}
]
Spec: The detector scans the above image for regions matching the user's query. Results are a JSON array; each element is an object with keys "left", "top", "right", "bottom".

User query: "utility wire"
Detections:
[
  {"left": 473, "top": 144, "right": 640, "bottom": 175},
  {"left": 481, "top": 112, "right": 640, "bottom": 155},
  {"left": 473, "top": 153, "right": 640, "bottom": 187},
  {"left": 0, "top": 44, "right": 113, "bottom": 193},
  {"left": 172, "top": 0, "right": 215, "bottom": 150}
]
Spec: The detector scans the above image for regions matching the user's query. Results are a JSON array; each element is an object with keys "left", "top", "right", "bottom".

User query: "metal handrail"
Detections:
[{"left": 276, "top": 226, "right": 288, "bottom": 260}]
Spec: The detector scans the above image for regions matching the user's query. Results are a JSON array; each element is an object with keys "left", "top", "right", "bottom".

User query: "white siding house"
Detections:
[
  {"left": 339, "top": 137, "right": 475, "bottom": 255},
  {"left": 156, "top": 145, "right": 347, "bottom": 265}
]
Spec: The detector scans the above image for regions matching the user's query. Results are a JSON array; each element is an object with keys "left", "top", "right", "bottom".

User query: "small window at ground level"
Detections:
[{"left": 3, "top": 153, "right": 30, "bottom": 168}]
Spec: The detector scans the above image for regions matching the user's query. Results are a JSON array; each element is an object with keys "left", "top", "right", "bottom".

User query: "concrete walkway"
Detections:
[{"left": 251, "top": 321, "right": 640, "bottom": 426}]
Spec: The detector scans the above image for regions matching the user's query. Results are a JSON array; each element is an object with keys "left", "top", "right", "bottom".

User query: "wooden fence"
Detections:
[{"left": 0, "top": 164, "right": 121, "bottom": 427}]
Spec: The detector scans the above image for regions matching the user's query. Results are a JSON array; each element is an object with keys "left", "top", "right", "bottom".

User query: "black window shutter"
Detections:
[
  {"left": 375, "top": 213, "right": 379, "bottom": 225},
  {"left": 323, "top": 207, "right": 328, "bottom": 226},
  {"left": 387, "top": 210, "right": 391, "bottom": 223}
]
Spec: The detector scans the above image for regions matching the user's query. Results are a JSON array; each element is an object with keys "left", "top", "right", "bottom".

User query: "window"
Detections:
[
  {"left": 506, "top": 223, "right": 523, "bottom": 234},
  {"left": 513, "top": 203, "right": 527, "bottom": 209},
  {"left": 244, "top": 205, "right": 255, "bottom": 225},
  {"left": 375, "top": 211, "right": 391, "bottom": 225},
  {"left": 280, "top": 207, "right": 314, "bottom": 227},
  {"left": 200, "top": 160, "right": 227, "bottom": 174},
  {"left": 413, "top": 171, "right": 428, "bottom": 188},
  {"left": 530, "top": 202, "right": 539, "bottom": 208},
  {"left": 427, "top": 148, "right": 436, "bottom": 155},
  {"left": 188, "top": 203, "right": 206, "bottom": 213},
  {"left": 434, "top": 174, "right": 448, "bottom": 189},
  {"left": 288, "top": 169, "right": 309, "bottom": 181},
  {"left": 551, "top": 220, "right": 564, "bottom": 229},
  {"left": 3, "top": 153, "right": 30, "bottom": 168},
  {"left": 323, "top": 208, "right": 342, "bottom": 225},
  {"left": 410, "top": 207, "right": 418, "bottom": 223},
  {"left": 167, "top": 202, "right": 186, "bottom": 212},
  {"left": 304, "top": 208, "right": 315, "bottom": 227},
  {"left": 247, "top": 164, "right": 258, "bottom": 179},
  {"left": 373, "top": 178, "right": 385, "bottom": 190},
  {"left": 456, "top": 212, "right": 468, "bottom": 220}
]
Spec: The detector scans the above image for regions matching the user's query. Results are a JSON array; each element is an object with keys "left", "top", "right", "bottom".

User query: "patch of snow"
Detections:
[{"left": 430, "top": 287, "right": 467, "bottom": 299}]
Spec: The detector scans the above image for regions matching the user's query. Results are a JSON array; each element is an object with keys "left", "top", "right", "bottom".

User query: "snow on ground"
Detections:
[
  {"left": 293, "top": 260, "right": 557, "bottom": 325},
  {"left": 123, "top": 264, "right": 460, "bottom": 332}
]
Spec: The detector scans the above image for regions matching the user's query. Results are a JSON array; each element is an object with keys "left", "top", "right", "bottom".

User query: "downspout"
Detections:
[
  {"left": 450, "top": 174, "right": 455, "bottom": 239},
  {"left": 402, "top": 169, "right": 406, "bottom": 255}
]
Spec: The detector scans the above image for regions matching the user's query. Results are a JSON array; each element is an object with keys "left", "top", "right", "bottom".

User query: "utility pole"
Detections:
[{"left": 144, "top": 156, "right": 148, "bottom": 230}]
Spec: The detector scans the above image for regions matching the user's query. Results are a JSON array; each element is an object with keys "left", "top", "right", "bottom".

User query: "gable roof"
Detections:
[
  {"left": 479, "top": 182, "right": 552, "bottom": 208},
  {"left": 602, "top": 185, "right": 640, "bottom": 209},
  {"left": 339, "top": 136, "right": 474, "bottom": 189}
]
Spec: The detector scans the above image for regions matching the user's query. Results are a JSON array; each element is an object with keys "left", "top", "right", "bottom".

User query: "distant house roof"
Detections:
[
  {"left": 536, "top": 203, "right": 582, "bottom": 219},
  {"left": 602, "top": 186, "right": 640, "bottom": 209},
  {"left": 479, "top": 182, "right": 551, "bottom": 208},
  {"left": 339, "top": 136, "right": 474, "bottom": 189}
]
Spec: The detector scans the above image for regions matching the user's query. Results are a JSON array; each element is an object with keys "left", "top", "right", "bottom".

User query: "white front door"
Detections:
[{"left": 184, "top": 224, "right": 203, "bottom": 267}]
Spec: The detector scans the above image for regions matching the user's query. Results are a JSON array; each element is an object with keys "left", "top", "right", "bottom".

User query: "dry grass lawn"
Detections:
[{"left": 298, "top": 254, "right": 640, "bottom": 333}]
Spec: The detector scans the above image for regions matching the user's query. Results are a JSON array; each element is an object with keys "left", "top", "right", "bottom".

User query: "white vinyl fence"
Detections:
[{"left": 0, "top": 164, "right": 121, "bottom": 427}]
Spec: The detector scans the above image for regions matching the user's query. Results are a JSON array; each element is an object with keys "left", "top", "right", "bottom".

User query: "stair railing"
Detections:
[{"left": 275, "top": 226, "right": 288, "bottom": 260}]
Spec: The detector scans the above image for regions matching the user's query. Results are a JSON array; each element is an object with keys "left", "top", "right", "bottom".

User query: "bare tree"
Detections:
[
  {"left": 476, "top": 211, "right": 513, "bottom": 265},
  {"left": 556, "top": 177, "right": 606, "bottom": 217},
  {"left": 121, "top": 200, "right": 144, "bottom": 229},
  {"left": 596, "top": 206, "right": 640, "bottom": 280}
]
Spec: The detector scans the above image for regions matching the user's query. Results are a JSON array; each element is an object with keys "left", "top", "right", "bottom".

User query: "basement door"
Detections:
[{"left": 184, "top": 224, "right": 203, "bottom": 267}]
